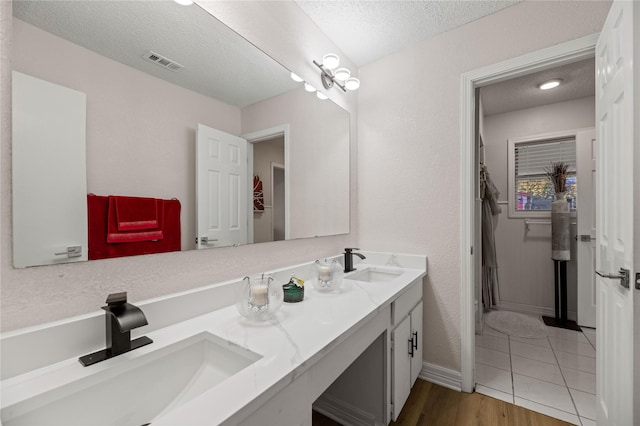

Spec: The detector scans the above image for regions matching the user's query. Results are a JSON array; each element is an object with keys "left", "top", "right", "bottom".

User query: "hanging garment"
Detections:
[{"left": 480, "top": 165, "right": 501, "bottom": 308}]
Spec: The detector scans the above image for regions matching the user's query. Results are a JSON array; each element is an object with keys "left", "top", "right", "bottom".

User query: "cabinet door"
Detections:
[
  {"left": 410, "top": 301, "right": 423, "bottom": 386},
  {"left": 391, "top": 315, "right": 411, "bottom": 421}
]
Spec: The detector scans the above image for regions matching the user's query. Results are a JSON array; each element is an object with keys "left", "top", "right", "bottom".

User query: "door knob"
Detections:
[{"left": 596, "top": 268, "right": 630, "bottom": 289}]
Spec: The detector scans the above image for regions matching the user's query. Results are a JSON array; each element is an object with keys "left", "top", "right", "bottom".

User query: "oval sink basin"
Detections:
[
  {"left": 346, "top": 267, "right": 403, "bottom": 283},
  {"left": 2, "top": 332, "right": 261, "bottom": 426}
]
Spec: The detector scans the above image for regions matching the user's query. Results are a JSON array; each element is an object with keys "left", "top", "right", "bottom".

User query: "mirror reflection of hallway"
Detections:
[
  {"left": 272, "top": 164, "right": 285, "bottom": 241},
  {"left": 252, "top": 136, "right": 285, "bottom": 243}
]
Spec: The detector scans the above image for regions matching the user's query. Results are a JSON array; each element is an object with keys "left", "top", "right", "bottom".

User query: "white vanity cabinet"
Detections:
[
  {"left": 391, "top": 280, "right": 423, "bottom": 421},
  {"left": 1, "top": 255, "right": 427, "bottom": 426}
]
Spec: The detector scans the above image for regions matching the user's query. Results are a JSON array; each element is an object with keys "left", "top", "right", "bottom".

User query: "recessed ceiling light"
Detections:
[{"left": 537, "top": 79, "right": 563, "bottom": 90}]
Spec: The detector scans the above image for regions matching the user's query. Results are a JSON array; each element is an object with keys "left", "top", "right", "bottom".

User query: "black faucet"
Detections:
[
  {"left": 344, "top": 248, "right": 366, "bottom": 273},
  {"left": 79, "top": 292, "right": 153, "bottom": 367}
]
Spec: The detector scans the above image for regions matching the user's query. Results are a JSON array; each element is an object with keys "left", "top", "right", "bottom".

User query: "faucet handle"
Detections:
[
  {"left": 106, "top": 292, "right": 127, "bottom": 306},
  {"left": 345, "top": 247, "right": 360, "bottom": 253}
]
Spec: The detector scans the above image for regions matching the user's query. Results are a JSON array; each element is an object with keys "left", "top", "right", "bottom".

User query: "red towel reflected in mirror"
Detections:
[{"left": 88, "top": 194, "right": 181, "bottom": 260}]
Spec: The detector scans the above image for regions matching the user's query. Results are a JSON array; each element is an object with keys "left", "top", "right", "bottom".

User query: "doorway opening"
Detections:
[
  {"left": 271, "top": 163, "right": 285, "bottom": 241},
  {"left": 244, "top": 124, "right": 290, "bottom": 244},
  {"left": 459, "top": 34, "right": 598, "bottom": 396}
]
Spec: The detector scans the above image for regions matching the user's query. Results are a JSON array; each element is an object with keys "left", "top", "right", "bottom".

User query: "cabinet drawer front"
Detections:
[{"left": 392, "top": 279, "right": 422, "bottom": 326}]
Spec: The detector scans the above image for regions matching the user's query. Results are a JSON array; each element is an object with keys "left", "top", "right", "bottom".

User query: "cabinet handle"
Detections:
[
  {"left": 408, "top": 338, "right": 414, "bottom": 357},
  {"left": 412, "top": 331, "right": 418, "bottom": 350}
]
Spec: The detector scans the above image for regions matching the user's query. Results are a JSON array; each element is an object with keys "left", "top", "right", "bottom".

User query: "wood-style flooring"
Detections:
[{"left": 312, "top": 379, "right": 573, "bottom": 426}]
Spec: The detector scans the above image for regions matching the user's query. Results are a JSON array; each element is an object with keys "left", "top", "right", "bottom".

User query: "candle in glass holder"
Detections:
[
  {"left": 318, "top": 264, "right": 332, "bottom": 282},
  {"left": 251, "top": 285, "right": 268, "bottom": 307}
]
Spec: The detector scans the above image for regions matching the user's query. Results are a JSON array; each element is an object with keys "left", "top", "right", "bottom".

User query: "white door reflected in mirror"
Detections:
[{"left": 196, "top": 124, "right": 248, "bottom": 249}]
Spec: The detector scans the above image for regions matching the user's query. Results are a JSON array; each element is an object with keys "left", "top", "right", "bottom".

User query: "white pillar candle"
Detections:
[
  {"left": 251, "top": 285, "right": 269, "bottom": 307},
  {"left": 318, "top": 264, "right": 332, "bottom": 282}
]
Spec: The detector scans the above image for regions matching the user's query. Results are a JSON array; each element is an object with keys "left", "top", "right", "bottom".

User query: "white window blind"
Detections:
[{"left": 515, "top": 138, "right": 576, "bottom": 178}]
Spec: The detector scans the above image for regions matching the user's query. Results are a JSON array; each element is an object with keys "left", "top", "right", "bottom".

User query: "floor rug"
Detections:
[{"left": 484, "top": 310, "right": 547, "bottom": 338}]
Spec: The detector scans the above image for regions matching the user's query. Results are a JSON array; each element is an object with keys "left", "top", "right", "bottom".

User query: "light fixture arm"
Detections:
[{"left": 313, "top": 60, "right": 347, "bottom": 92}]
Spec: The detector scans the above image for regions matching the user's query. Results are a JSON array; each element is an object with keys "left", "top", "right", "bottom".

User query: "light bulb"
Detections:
[
  {"left": 304, "top": 83, "right": 316, "bottom": 92},
  {"left": 537, "top": 79, "right": 563, "bottom": 90},
  {"left": 316, "top": 91, "right": 328, "bottom": 100},
  {"left": 334, "top": 68, "right": 350, "bottom": 81},
  {"left": 345, "top": 77, "right": 360, "bottom": 91},
  {"left": 322, "top": 53, "right": 340, "bottom": 70},
  {"left": 290, "top": 72, "right": 304, "bottom": 82}
]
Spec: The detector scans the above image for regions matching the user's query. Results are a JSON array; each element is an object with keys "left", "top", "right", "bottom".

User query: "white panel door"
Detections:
[
  {"left": 595, "top": 2, "right": 635, "bottom": 424},
  {"left": 410, "top": 301, "right": 423, "bottom": 386},
  {"left": 196, "top": 124, "right": 247, "bottom": 249},
  {"left": 12, "top": 71, "right": 88, "bottom": 267},
  {"left": 576, "top": 128, "right": 596, "bottom": 328},
  {"left": 391, "top": 316, "right": 411, "bottom": 422}
]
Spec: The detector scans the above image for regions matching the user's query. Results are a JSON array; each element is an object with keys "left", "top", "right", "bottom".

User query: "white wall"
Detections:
[
  {"left": 242, "top": 87, "right": 350, "bottom": 239},
  {"left": 13, "top": 18, "right": 241, "bottom": 252},
  {"left": 357, "top": 1, "right": 609, "bottom": 372},
  {"left": 0, "top": 0, "right": 358, "bottom": 332},
  {"left": 483, "top": 97, "right": 596, "bottom": 318}
]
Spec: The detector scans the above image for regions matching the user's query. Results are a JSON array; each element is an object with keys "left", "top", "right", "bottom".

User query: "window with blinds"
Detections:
[{"left": 513, "top": 137, "right": 577, "bottom": 211}]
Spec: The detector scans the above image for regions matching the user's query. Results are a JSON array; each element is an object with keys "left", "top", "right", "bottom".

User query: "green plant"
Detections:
[{"left": 545, "top": 162, "right": 570, "bottom": 193}]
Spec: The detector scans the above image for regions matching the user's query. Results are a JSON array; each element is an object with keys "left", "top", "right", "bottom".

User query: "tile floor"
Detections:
[{"left": 475, "top": 323, "right": 597, "bottom": 426}]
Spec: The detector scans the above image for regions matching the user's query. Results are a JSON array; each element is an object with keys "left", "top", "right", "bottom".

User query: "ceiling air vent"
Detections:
[{"left": 142, "top": 51, "right": 184, "bottom": 72}]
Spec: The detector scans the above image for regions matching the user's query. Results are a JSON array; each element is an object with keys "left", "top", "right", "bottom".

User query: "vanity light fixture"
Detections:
[
  {"left": 334, "top": 68, "right": 351, "bottom": 81},
  {"left": 173, "top": 0, "right": 194, "bottom": 5},
  {"left": 316, "top": 92, "right": 328, "bottom": 100},
  {"left": 290, "top": 72, "right": 304, "bottom": 82},
  {"left": 537, "top": 78, "right": 563, "bottom": 90},
  {"left": 313, "top": 53, "right": 360, "bottom": 93},
  {"left": 304, "top": 82, "right": 316, "bottom": 92}
]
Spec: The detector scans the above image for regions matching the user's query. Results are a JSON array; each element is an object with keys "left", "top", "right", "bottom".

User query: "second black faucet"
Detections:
[{"left": 344, "top": 248, "right": 366, "bottom": 273}]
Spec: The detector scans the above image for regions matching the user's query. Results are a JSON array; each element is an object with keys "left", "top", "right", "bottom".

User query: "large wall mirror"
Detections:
[{"left": 11, "top": 0, "right": 350, "bottom": 267}]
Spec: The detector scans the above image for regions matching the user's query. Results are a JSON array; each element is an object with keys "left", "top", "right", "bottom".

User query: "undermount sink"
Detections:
[
  {"left": 2, "top": 332, "right": 261, "bottom": 426},
  {"left": 347, "top": 267, "right": 403, "bottom": 283}
]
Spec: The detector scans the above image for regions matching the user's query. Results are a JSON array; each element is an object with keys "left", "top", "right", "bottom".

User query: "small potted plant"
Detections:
[{"left": 545, "top": 161, "right": 570, "bottom": 200}]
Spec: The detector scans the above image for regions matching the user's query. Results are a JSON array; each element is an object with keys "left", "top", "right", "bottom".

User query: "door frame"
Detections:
[
  {"left": 271, "top": 162, "right": 285, "bottom": 241},
  {"left": 243, "top": 124, "right": 290, "bottom": 240},
  {"left": 459, "top": 33, "right": 599, "bottom": 393}
]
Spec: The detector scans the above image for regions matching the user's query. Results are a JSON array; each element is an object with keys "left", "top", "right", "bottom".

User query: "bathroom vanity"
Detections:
[{"left": 0, "top": 252, "right": 426, "bottom": 425}]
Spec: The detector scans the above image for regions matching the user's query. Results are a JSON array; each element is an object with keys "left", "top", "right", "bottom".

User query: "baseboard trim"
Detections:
[
  {"left": 498, "top": 301, "right": 577, "bottom": 322},
  {"left": 419, "top": 362, "right": 462, "bottom": 392},
  {"left": 313, "top": 394, "right": 378, "bottom": 426}
]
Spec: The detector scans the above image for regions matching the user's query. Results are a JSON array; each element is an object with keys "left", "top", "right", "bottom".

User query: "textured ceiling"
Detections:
[
  {"left": 295, "top": 0, "right": 522, "bottom": 67},
  {"left": 13, "top": 1, "right": 299, "bottom": 108},
  {"left": 14, "top": 1, "right": 590, "bottom": 114},
  {"left": 481, "top": 58, "right": 595, "bottom": 116}
]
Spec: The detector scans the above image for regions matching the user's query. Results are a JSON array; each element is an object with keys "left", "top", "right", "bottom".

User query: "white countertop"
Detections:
[{"left": 1, "top": 256, "right": 426, "bottom": 425}]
